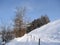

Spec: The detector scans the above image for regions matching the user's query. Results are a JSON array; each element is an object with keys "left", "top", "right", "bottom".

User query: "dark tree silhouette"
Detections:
[{"left": 27, "top": 15, "right": 50, "bottom": 33}]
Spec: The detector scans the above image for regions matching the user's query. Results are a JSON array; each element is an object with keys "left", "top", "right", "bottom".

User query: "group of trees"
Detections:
[
  {"left": 13, "top": 7, "right": 50, "bottom": 37},
  {"left": 27, "top": 15, "right": 50, "bottom": 33},
  {"left": 0, "top": 7, "right": 50, "bottom": 44}
]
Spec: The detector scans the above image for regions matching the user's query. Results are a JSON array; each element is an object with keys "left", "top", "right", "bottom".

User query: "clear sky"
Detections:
[{"left": 0, "top": 0, "right": 60, "bottom": 26}]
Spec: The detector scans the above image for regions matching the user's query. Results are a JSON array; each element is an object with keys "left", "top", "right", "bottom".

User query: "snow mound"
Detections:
[{"left": 6, "top": 19, "right": 60, "bottom": 45}]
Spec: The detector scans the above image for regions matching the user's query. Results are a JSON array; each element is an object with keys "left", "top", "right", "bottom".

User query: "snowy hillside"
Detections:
[
  {"left": 6, "top": 20, "right": 60, "bottom": 45},
  {"left": 29, "top": 19, "right": 60, "bottom": 43}
]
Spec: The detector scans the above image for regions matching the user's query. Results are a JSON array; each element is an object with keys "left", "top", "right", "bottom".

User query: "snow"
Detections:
[
  {"left": 6, "top": 19, "right": 60, "bottom": 45},
  {"left": 29, "top": 19, "right": 60, "bottom": 43},
  {"left": 28, "top": 19, "right": 60, "bottom": 43},
  {"left": 6, "top": 34, "right": 38, "bottom": 45}
]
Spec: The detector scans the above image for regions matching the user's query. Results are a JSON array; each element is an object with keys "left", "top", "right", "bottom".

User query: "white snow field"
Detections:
[{"left": 6, "top": 19, "right": 60, "bottom": 45}]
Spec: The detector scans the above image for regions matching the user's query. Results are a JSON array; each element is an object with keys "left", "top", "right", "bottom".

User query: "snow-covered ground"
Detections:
[{"left": 6, "top": 19, "right": 60, "bottom": 45}]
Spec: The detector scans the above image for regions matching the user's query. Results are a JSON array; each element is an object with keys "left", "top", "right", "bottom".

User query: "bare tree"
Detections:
[
  {"left": 1, "top": 26, "right": 6, "bottom": 45},
  {"left": 1, "top": 25, "right": 15, "bottom": 45},
  {"left": 5, "top": 26, "right": 15, "bottom": 42},
  {"left": 13, "top": 7, "right": 27, "bottom": 37}
]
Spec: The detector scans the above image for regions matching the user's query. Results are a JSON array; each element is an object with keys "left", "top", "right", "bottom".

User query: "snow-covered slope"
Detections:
[
  {"left": 6, "top": 19, "right": 60, "bottom": 45},
  {"left": 29, "top": 19, "right": 60, "bottom": 43},
  {"left": 6, "top": 34, "right": 38, "bottom": 45}
]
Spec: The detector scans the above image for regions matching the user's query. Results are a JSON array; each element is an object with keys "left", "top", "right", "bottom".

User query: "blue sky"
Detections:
[{"left": 0, "top": 0, "right": 60, "bottom": 26}]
